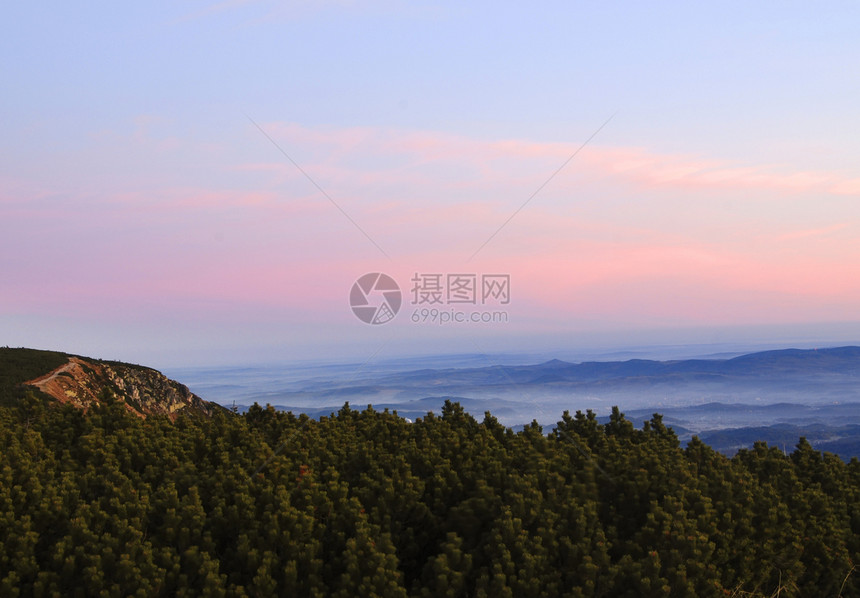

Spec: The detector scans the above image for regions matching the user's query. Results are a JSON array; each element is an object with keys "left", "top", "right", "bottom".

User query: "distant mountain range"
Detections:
[
  {"left": 205, "top": 346, "right": 860, "bottom": 460},
  {"left": 216, "top": 345, "right": 860, "bottom": 418}
]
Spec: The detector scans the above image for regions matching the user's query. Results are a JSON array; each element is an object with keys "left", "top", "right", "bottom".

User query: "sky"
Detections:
[{"left": 2, "top": 1, "right": 860, "bottom": 368}]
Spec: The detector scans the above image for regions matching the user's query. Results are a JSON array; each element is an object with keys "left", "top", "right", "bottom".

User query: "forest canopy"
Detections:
[{"left": 1, "top": 397, "right": 859, "bottom": 597}]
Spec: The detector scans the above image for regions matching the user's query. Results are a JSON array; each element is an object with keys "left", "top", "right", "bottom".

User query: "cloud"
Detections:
[
  {"left": 580, "top": 146, "right": 860, "bottom": 196},
  {"left": 253, "top": 121, "right": 860, "bottom": 203},
  {"left": 4, "top": 119, "right": 859, "bottom": 330},
  {"left": 775, "top": 222, "right": 850, "bottom": 241}
]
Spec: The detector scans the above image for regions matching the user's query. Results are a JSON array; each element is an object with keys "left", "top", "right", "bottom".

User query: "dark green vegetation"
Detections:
[
  {"left": 2, "top": 398, "right": 859, "bottom": 597},
  {"left": 0, "top": 348, "right": 68, "bottom": 407}
]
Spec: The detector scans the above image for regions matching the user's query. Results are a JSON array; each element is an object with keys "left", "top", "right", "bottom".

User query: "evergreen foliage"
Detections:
[{"left": 1, "top": 399, "right": 858, "bottom": 596}]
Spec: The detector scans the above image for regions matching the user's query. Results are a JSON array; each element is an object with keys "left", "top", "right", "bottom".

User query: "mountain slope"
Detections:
[{"left": 1, "top": 347, "right": 221, "bottom": 418}]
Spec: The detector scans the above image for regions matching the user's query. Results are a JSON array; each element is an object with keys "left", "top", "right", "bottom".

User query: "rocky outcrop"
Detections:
[{"left": 25, "top": 356, "right": 221, "bottom": 419}]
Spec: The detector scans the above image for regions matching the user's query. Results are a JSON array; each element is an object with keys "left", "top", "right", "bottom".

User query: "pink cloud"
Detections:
[
  {"left": 253, "top": 121, "right": 860, "bottom": 204},
  {"left": 775, "top": 223, "right": 851, "bottom": 241},
  {"left": 5, "top": 120, "right": 860, "bottom": 335},
  {"left": 580, "top": 146, "right": 860, "bottom": 196}
]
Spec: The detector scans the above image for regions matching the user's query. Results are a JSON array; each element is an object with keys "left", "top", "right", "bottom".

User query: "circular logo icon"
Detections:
[{"left": 349, "top": 273, "right": 402, "bottom": 325}]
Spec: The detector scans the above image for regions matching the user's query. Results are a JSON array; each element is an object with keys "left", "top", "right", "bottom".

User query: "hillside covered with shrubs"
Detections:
[{"left": 2, "top": 394, "right": 859, "bottom": 597}]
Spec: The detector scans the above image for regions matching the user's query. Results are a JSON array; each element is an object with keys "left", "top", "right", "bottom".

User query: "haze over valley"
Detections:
[{"left": 168, "top": 345, "right": 860, "bottom": 458}]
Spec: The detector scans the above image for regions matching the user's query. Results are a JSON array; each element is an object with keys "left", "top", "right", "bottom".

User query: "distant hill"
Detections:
[
  {"left": 695, "top": 423, "right": 860, "bottom": 457},
  {"left": 0, "top": 347, "right": 222, "bottom": 419},
  {"left": 366, "top": 345, "right": 860, "bottom": 385},
  {"left": 204, "top": 347, "right": 860, "bottom": 460},
  {"left": 213, "top": 346, "right": 860, "bottom": 426}
]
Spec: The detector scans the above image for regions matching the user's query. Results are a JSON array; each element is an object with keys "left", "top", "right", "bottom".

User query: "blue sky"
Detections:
[{"left": 2, "top": 2, "right": 860, "bottom": 367}]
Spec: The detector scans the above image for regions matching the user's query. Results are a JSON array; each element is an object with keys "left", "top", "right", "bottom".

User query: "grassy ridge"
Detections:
[{"left": 0, "top": 347, "right": 68, "bottom": 406}]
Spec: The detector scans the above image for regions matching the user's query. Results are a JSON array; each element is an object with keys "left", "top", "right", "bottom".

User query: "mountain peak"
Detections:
[{"left": 538, "top": 359, "right": 571, "bottom": 367}]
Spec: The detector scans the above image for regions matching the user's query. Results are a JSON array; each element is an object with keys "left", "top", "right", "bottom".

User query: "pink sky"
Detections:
[
  {"left": 4, "top": 2, "right": 860, "bottom": 365},
  {"left": 3, "top": 122, "right": 859, "bottom": 354}
]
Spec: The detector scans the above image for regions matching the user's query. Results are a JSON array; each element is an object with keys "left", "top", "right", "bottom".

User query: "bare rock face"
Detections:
[{"left": 25, "top": 356, "right": 220, "bottom": 419}]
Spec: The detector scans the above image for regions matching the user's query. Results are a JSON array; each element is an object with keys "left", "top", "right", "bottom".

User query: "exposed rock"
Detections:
[{"left": 25, "top": 356, "right": 221, "bottom": 419}]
